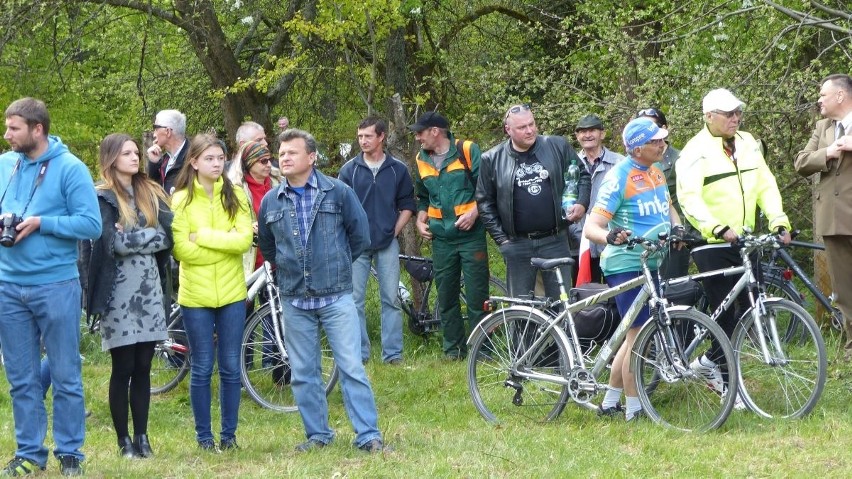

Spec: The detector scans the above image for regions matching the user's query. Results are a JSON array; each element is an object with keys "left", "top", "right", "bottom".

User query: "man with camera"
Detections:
[{"left": 0, "top": 98, "right": 101, "bottom": 476}]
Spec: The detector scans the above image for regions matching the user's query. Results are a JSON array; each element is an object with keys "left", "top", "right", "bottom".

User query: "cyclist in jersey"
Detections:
[{"left": 585, "top": 117, "right": 683, "bottom": 422}]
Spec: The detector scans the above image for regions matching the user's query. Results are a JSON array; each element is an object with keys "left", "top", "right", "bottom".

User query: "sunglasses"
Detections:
[
  {"left": 504, "top": 104, "right": 531, "bottom": 119},
  {"left": 256, "top": 158, "right": 271, "bottom": 165},
  {"left": 712, "top": 109, "right": 743, "bottom": 119},
  {"left": 153, "top": 124, "right": 170, "bottom": 130},
  {"left": 636, "top": 108, "right": 662, "bottom": 119}
]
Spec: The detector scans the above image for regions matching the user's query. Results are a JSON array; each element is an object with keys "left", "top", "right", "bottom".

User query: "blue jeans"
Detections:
[
  {"left": 182, "top": 301, "right": 244, "bottom": 443},
  {"left": 282, "top": 294, "right": 381, "bottom": 447},
  {"left": 351, "top": 238, "right": 403, "bottom": 362},
  {"left": 501, "top": 230, "right": 573, "bottom": 299},
  {"left": 0, "top": 279, "right": 85, "bottom": 466}
]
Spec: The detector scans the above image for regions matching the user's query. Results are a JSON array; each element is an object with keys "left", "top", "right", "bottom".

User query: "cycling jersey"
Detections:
[{"left": 591, "top": 158, "right": 671, "bottom": 275}]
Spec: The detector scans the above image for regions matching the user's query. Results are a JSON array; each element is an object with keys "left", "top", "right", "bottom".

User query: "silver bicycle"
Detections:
[{"left": 467, "top": 235, "right": 739, "bottom": 432}]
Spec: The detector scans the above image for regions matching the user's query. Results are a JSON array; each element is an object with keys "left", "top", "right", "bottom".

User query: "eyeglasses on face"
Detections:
[
  {"left": 712, "top": 109, "right": 743, "bottom": 119},
  {"left": 153, "top": 124, "right": 170, "bottom": 131},
  {"left": 504, "top": 104, "right": 532, "bottom": 119}
]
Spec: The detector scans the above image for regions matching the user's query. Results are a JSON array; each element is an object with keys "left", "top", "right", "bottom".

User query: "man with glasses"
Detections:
[
  {"left": 636, "top": 107, "right": 690, "bottom": 278},
  {"left": 410, "top": 111, "right": 488, "bottom": 360},
  {"left": 794, "top": 74, "right": 852, "bottom": 360},
  {"left": 146, "top": 109, "right": 189, "bottom": 195},
  {"left": 677, "top": 88, "right": 790, "bottom": 405},
  {"left": 340, "top": 117, "right": 415, "bottom": 365},
  {"left": 571, "top": 114, "right": 623, "bottom": 283},
  {"left": 477, "top": 104, "right": 590, "bottom": 299}
]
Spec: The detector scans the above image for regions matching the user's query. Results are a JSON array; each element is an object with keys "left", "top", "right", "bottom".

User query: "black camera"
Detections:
[{"left": 0, "top": 213, "right": 23, "bottom": 247}]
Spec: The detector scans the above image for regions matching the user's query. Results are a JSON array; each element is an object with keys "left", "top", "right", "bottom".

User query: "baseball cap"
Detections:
[
  {"left": 408, "top": 111, "right": 449, "bottom": 132},
  {"left": 622, "top": 118, "right": 669, "bottom": 149},
  {"left": 575, "top": 114, "right": 604, "bottom": 131},
  {"left": 702, "top": 88, "right": 745, "bottom": 113}
]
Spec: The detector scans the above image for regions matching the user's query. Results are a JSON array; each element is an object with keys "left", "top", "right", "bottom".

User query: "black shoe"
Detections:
[
  {"left": 1, "top": 456, "right": 45, "bottom": 476},
  {"left": 386, "top": 358, "right": 403, "bottom": 365},
  {"left": 198, "top": 440, "right": 219, "bottom": 452},
  {"left": 357, "top": 439, "right": 385, "bottom": 453},
  {"left": 294, "top": 439, "right": 326, "bottom": 453},
  {"left": 626, "top": 409, "right": 647, "bottom": 423},
  {"left": 597, "top": 403, "right": 624, "bottom": 418},
  {"left": 220, "top": 438, "right": 239, "bottom": 451},
  {"left": 133, "top": 434, "right": 153, "bottom": 458},
  {"left": 118, "top": 436, "right": 138, "bottom": 459},
  {"left": 57, "top": 455, "right": 83, "bottom": 477}
]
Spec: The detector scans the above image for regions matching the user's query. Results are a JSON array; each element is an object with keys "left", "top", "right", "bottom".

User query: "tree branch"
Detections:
[
  {"left": 762, "top": 0, "right": 851, "bottom": 35},
  {"left": 438, "top": 6, "right": 533, "bottom": 51}
]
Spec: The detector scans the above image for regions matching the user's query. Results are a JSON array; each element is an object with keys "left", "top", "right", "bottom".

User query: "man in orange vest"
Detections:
[{"left": 411, "top": 112, "right": 489, "bottom": 360}]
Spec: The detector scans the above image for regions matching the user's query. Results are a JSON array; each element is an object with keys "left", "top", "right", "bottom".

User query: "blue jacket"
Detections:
[
  {"left": 0, "top": 136, "right": 102, "bottom": 285},
  {"left": 257, "top": 168, "right": 370, "bottom": 299},
  {"left": 338, "top": 152, "right": 416, "bottom": 250}
]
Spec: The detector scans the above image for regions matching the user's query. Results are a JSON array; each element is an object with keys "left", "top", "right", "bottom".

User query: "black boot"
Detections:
[
  {"left": 134, "top": 434, "right": 154, "bottom": 458},
  {"left": 118, "top": 436, "right": 138, "bottom": 459}
]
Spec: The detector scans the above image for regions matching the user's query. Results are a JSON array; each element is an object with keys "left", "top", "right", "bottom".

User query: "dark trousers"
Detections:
[
  {"left": 692, "top": 245, "right": 750, "bottom": 365},
  {"left": 501, "top": 230, "right": 573, "bottom": 299}
]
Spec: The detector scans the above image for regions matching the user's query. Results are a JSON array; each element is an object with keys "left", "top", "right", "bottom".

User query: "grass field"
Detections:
[{"left": 2, "top": 273, "right": 852, "bottom": 477}]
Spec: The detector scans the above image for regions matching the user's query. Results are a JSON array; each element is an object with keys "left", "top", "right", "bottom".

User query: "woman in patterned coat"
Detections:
[{"left": 80, "top": 133, "right": 172, "bottom": 459}]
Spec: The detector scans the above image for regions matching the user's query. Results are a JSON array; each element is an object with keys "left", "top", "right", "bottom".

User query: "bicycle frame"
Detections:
[
  {"left": 665, "top": 236, "right": 786, "bottom": 364},
  {"left": 766, "top": 240, "right": 836, "bottom": 316},
  {"left": 477, "top": 238, "right": 687, "bottom": 400}
]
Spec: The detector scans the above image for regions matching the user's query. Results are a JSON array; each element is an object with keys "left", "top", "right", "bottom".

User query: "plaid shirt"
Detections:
[{"left": 284, "top": 170, "right": 340, "bottom": 310}]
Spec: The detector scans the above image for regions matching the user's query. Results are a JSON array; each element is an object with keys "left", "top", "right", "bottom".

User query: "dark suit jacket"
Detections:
[
  {"left": 147, "top": 139, "right": 189, "bottom": 195},
  {"left": 794, "top": 118, "right": 852, "bottom": 236}
]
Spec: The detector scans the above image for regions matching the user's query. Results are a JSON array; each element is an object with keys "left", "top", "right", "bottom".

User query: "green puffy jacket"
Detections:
[{"left": 172, "top": 177, "right": 254, "bottom": 307}]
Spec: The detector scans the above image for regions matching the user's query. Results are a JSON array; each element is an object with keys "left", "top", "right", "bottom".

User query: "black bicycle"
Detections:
[
  {"left": 370, "top": 254, "right": 507, "bottom": 336},
  {"left": 759, "top": 232, "right": 842, "bottom": 334}
]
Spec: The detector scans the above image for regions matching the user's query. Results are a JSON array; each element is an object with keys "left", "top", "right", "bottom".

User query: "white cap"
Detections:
[{"left": 702, "top": 88, "right": 745, "bottom": 114}]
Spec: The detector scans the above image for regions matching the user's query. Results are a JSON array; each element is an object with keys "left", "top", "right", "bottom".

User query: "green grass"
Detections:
[
  {"left": 3, "top": 328, "right": 852, "bottom": 477},
  {"left": 4, "top": 260, "right": 852, "bottom": 477}
]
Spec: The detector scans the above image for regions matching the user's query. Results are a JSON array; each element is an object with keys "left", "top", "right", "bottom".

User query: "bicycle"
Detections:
[
  {"left": 467, "top": 234, "right": 739, "bottom": 432},
  {"left": 759, "top": 231, "right": 843, "bottom": 333},
  {"left": 664, "top": 232, "right": 827, "bottom": 419},
  {"left": 370, "top": 254, "right": 507, "bottom": 336},
  {"left": 150, "top": 262, "right": 340, "bottom": 413}
]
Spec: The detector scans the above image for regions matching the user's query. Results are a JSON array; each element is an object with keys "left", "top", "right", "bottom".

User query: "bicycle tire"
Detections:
[
  {"left": 467, "top": 307, "right": 572, "bottom": 424},
  {"left": 633, "top": 308, "right": 737, "bottom": 432},
  {"left": 762, "top": 274, "right": 812, "bottom": 343},
  {"left": 434, "top": 275, "right": 509, "bottom": 328},
  {"left": 734, "top": 298, "right": 826, "bottom": 419},
  {"left": 240, "top": 303, "right": 339, "bottom": 412},
  {"left": 150, "top": 307, "right": 190, "bottom": 395}
]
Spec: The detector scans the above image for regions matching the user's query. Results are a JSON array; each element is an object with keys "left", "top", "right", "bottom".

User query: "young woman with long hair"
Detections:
[
  {"left": 80, "top": 133, "right": 173, "bottom": 458},
  {"left": 170, "top": 133, "right": 253, "bottom": 451}
]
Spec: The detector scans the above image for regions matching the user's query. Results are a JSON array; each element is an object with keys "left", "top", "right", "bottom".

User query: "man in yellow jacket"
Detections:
[{"left": 676, "top": 88, "right": 790, "bottom": 404}]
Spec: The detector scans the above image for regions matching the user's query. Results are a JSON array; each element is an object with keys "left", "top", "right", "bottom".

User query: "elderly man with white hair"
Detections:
[
  {"left": 676, "top": 88, "right": 791, "bottom": 407},
  {"left": 146, "top": 109, "right": 189, "bottom": 195}
]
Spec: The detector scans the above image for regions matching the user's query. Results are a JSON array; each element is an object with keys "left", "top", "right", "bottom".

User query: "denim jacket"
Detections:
[{"left": 257, "top": 168, "right": 370, "bottom": 299}]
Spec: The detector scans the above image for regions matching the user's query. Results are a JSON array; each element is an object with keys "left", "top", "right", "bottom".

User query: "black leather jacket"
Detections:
[{"left": 476, "top": 135, "right": 591, "bottom": 245}]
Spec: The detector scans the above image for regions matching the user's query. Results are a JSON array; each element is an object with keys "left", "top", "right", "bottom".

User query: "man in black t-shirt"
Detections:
[{"left": 477, "top": 106, "right": 591, "bottom": 299}]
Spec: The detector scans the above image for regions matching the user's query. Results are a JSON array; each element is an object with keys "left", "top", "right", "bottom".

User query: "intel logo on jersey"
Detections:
[{"left": 636, "top": 196, "right": 669, "bottom": 217}]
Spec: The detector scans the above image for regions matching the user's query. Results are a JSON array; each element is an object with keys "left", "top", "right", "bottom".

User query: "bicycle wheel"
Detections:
[
  {"left": 441, "top": 275, "right": 509, "bottom": 326},
  {"left": 633, "top": 308, "right": 737, "bottom": 432},
  {"left": 734, "top": 298, "right": 826, "bottom": 419},
  {"left": 150, "top": 307, "right": 189, "bottom": 395},
  {"left": 762, "top": 274, "right": 811, "bottom": 343},
  {"left": 467, "top": 307, "right": 572, "bottom": 424},
  {"left": 241, "top": 303, "right": 339, "bottom": 412}
]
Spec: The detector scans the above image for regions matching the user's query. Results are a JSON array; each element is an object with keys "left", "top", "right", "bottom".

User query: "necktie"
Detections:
[
  {"left": 159, "top": 152, "right": 170, "bottom": 185},
  {"left": 836, "top": 122, "right": 845, "bottom": 141}
]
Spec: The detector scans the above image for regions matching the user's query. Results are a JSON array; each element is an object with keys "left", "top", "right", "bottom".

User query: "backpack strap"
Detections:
[{"left": 456, "top": 139, "right": 475, "bottom": 190}]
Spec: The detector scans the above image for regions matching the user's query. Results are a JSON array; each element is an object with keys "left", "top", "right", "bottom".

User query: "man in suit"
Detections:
[
  {"left": 794, "top": 74, "right": 852, "bottom": 360},
  {"left": 146, "top": 109, "right": 189, "bottom": 195}
]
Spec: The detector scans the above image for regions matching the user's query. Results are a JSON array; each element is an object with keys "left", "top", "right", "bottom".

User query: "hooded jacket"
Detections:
[{"left": 0, "top": 135, "right": 101, "bottom": 285}]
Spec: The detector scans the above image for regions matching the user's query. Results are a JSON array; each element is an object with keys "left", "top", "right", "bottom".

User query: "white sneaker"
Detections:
[
  {"left": 722, "top": 388, "right": 748, "bottom": 411},
  {"left": 689, "top": 355, "right": 725, "bottom": 395}
]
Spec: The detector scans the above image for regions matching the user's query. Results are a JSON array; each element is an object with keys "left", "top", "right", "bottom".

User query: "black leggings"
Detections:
[{"left": 109, "top": 341, "right": 156, "bottom": 439}]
